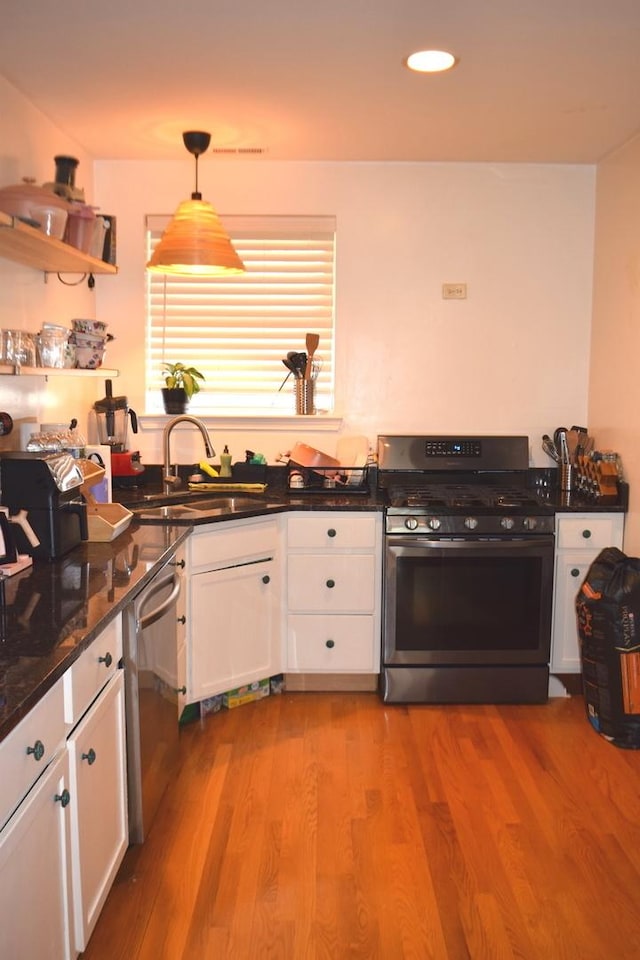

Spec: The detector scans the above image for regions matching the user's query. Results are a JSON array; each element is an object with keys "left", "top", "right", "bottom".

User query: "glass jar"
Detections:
[
  {"left": 3, "top": 329, "right": 36, "bottom": 367},
  {"left": 36, "top": 328, "right": 68, "bottom": 368}
]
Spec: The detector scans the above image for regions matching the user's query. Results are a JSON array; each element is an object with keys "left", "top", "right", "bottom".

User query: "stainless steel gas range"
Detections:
[{"left": 377, "top": 435, "right": 555, "bottom": 704}]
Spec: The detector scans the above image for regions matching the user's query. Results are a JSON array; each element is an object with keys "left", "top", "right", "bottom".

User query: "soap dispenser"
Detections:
[{"left": 220, "top": 445, "right": 232, "bottom": 478}]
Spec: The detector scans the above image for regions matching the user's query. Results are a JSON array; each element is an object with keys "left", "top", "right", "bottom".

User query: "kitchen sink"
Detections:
[{"left": 132, "top": 496, "right": 267, "bottom": 522}]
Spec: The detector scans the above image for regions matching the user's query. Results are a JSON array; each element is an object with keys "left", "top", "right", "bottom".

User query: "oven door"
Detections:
[{"left": 384, "top": 535, "right": 554, "bottom": 667}]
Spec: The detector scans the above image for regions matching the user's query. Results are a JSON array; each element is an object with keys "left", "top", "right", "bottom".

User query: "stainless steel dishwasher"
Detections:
[{"left": 123, "top": 550, "right": 183, "bottom": 843}]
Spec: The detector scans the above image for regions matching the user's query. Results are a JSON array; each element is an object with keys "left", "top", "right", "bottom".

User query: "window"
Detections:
[{"left": 145, "top": 214, "right": 336, "bottom": 414}]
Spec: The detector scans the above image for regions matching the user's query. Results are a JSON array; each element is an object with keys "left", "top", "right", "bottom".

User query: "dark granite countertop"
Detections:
[
  {"left": 0, "top": 522, "right": 190, "bottom": 741},
  {"left": 1, "top": 467, "right": 627, "bottom": 743}
]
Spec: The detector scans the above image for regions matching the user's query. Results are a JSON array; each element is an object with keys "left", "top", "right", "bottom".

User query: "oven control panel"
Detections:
[
  {"left": 424, "top": 439, "right": 481, "bottom": 458},
  {"left": 385, "top": 514, "right": 555, "bottom": 536}
]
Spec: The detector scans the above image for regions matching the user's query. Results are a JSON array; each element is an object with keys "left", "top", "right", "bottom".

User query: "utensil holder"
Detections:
[
  {"left": 560, "top": 462, "right": 574, "bottom": 491},
  {"left": 295, "top": 380, "right": 315, "bottom": 415}
]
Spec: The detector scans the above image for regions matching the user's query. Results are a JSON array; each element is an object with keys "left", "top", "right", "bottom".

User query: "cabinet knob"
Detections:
[
  {"left": 171, "top": 558, "right": 186, "bottom": 569},
  {"left": 98, "top": 652, "right": 113, "bottom": 668},
  {"left": 26, "top": 739, "right": 45, "bottom": 762},
  {"left": 325, "top": 639, "right": 335, "bottom": 649},
  {"left": 175, "top": 685, "right": 187, "bottom": 695},
  {"left": 54, "top": 789, "right": 70, "bottom": 808},
  {"left": 582, "top": 529, "right": 592, "bottom": 539},
  {"left": 326, "top": 579, "right": 335, "bottom": 589},
  {"left": 262, "top": 574, "right": 271, "bottom": 584},
  {"left": 327, "top": 528, "right": 337, "bottom": 538},
  {"left": 81, "top": 748, "right": 97, "bottom": 765},
  {"left": 177, "top": 615, "right": 186, "bottom": 624},
  {"left": 571, "top": 568, "right": 581, "bottom": 578}
]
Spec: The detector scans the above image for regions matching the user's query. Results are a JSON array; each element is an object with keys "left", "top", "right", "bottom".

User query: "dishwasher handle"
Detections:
[{"left": 137, "top": 572, "right": 181, "bottom": 632}]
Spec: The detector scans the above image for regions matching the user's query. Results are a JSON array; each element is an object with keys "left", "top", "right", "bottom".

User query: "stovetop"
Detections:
[
  {"left": 377, "top": 434, "right": 557, "bottom": 535},
  {"left": 385, "top": 482, "right": 551, "bottom": 514}
]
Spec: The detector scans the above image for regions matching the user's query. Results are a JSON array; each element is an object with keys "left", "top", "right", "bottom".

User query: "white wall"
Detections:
[
  {"left": 0, "top": 75, "right": 104, "bottom": 449},
  {"left": 590, "top": 133, "right": 640, "bottom": 553},
  {"left": 95, "top": 157, "right": 596, "bottom": 466}
]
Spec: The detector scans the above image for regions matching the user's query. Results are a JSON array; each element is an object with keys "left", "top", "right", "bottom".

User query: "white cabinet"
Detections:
[
  {"left": 64, "top": 614, "right": 128, "bottom": 954},
  {"left": 0, "top": 677, "right": 66, "bottom": 832},
  {"left": 0, "top": 676, "right": 72, "bottom": 960},
  {"left": 0, "top": 617, "right": 127, "bottom": 959},
  {"left": 67, "top": 671, "right": 127, "bottom": 952},
  {"left": 551, "top": 513, "right": 625, "bottom": 673},
  {"left": 187, "top": 517, "right": 283, "bottom": 701},
  {"left": 286, "top": 512, "right": 382, "bottom": 675},
  {"left": 0, "top": 749, "right": 74, "bottom": 960}
]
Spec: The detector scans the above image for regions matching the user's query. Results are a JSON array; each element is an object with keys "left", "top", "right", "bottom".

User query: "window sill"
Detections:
[{"left": 139, "top": 413, "right": 344, "bottom": 432}]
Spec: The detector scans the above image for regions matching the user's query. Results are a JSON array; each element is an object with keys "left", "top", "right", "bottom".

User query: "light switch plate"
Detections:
[{"left": 442, "top": 283, "right": 467, "bottom": 299}]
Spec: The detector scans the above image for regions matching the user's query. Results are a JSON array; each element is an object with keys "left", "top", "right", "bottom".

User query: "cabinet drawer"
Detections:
[
  {"left": 288, "top": 514, "right": 377, "bottom": 550},
  {"left": 190, "top": 517, "right": 279, "bottom": 570},
  {"left": 288, "top": 555, "right": 376, "bottom": 612},
  {"left": 0, "top": 678, "right": 65, "bottom": 831},
  {"left": 287, "top": 615, "right": 376, "bottom": 671},
  {"left": 556, "top": 515, "right": 623, "bottom": 551},
  {"left": 64, "top": 616, "right": 122, "bottom": 727}
]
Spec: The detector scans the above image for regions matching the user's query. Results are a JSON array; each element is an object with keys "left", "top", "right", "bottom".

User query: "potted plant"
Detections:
[{"left": 161, "top": 362, "right": 205, "bottom": 414}]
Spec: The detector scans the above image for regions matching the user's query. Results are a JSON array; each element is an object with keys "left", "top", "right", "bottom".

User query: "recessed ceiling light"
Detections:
[{"left": 404, "top": 49, "right": 458, "bottom": 73}]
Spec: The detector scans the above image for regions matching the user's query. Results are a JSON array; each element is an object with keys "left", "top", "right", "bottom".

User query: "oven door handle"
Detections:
[
  {"left": 387, "top": 535, "right": 554, "bottom": 550},
  {"left": 137, "top": 571, "right": 181, "bottom": 631}
]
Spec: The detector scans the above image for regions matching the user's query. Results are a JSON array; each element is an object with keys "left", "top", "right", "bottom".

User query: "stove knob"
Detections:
[
  {"left": 427, "top": 517, "right": 441, "bottom": 531},
  {"left": 501, "top": 517, "right": 515, "bottom": 530},
  {"left": 404, "top": 517, "right": 419, "bottom": 531},
  {"left": 464, "top": 517, "right": 478, "bottom": 530},
  {"left": 523, "top": 516, "right": 538, "bottom": 531}
]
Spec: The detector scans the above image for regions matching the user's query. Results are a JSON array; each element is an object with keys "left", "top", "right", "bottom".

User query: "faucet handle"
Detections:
[{"left": 163, "top": 472, "right": 182, "bottom": 489}]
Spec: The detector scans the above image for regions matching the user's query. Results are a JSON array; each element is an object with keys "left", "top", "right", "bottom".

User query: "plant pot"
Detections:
[{"left": 161, "top": 387, "right": 188, "bottom": 414}]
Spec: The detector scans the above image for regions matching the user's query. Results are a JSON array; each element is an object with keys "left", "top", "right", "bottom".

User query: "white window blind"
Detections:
[{"left": 145, "top": 214, "right": 336, "bottom": 414}]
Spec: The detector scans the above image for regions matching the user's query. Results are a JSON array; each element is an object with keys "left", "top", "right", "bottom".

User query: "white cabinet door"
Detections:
[
  {"left": 189, "top": 557, "right": 282, "bottom": 701},
  {"left": 551, "top": 513, "right": 624, "bottom": 674},
  {"left": 67, "top": 671, "right": 128, "bottom": 953},
  {"left": 0, "top": 750, "right": 74, "bottom": 960},
  {"left": 551, "top": 552, "right": 593, "bottom": 673},
  {"left": 287, "top": 614, "right": 376, "bottom": 671},
  {"left": 288, "top": 554, "right": 376, "bottom": 612}
]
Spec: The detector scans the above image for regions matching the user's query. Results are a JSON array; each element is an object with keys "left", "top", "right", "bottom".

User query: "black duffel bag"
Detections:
[{"left": 575, "top": 546, "right": 640, "bottom": 748}]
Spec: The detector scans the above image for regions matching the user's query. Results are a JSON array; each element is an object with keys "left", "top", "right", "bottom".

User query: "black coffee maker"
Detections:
[{"left": 0, "top": 452, "right": 88, "bottom": 561}]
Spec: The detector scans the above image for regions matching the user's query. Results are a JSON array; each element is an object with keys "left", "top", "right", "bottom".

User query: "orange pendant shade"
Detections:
[{"left": 146, "top": 198, "right": 245, "bottom": 276}]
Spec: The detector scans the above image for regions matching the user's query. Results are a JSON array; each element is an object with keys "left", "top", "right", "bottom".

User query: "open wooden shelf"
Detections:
[
  {"left": 0, "top": 211, "right": 117, "bottom": 275},
  {"left": 0, "top": 365, "right": 119, "bottom": 378}
]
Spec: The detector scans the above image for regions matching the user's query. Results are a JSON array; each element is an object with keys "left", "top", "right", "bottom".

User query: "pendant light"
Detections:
[{"left": 146, "top": 131, "right": 245, "bottom": 276}]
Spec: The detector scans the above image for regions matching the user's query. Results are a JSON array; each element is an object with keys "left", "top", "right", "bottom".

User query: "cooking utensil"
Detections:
[
  {"left": 553, "top": 427, "right": 568, "bottom": 452},
  {"left": 287, "top": 351, "right": 307, "bottom": 378},
  {"left": 304, "top": 333, "right": 319, "bottom": 380},
  {"left": 566, "top": 428, "right": 580, "bottom": 462},
  {"left": 542, "top": 438, "right": 560, "bottom": 462}
]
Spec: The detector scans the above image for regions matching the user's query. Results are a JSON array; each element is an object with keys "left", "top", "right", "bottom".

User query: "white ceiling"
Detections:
[{"left": 2, "top": 0, "right": 640, "bottom": 164}]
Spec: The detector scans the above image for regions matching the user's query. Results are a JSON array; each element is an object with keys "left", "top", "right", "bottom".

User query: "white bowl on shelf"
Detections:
[
  {"left": 75, "top": 344, "right": 106, "bottom": 369},
  {"left": 30, "top": 203, "right": 68, "bottom": 240}
]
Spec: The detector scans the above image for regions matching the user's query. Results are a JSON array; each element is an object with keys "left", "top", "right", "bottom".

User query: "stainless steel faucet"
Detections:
[{"left": 162, "top": 415, "right": 215, "bottom": 495}]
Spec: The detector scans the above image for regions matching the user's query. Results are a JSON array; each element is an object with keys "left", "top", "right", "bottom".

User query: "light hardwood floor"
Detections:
[{"left": 81, "top": 691, "right": 640, "bottom": 960}]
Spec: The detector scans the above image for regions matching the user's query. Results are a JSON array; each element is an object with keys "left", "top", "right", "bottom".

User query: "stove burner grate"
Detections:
[{"left": 387, "top": 482, "right": 546, "bottom": 512}]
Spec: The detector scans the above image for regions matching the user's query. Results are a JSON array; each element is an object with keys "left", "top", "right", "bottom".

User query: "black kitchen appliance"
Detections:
[
  {"left": 93, "top": 379, "right": 145, "bottom": 487},
  {"left": 378, "top": 435, "right": 555, "bottom": 704},
  {"left": 0, "top": 451, "right": 88, "bottom": 561}
]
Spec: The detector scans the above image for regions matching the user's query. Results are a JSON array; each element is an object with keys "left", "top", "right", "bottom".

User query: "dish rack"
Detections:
[{"left": 287, "top": 462, "right": 370, "bottom": 495}]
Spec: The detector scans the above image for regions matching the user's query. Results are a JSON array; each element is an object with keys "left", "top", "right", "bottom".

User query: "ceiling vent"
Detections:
[{"left": 210, "top": 147, "right": 268, "bottom": 155}]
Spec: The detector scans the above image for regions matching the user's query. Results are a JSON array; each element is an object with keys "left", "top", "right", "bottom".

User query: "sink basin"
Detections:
[
  {"left": 132, "top": 496, "right": 266, "bottom": 522},
  {"left": 184, "top": 496, "right": 264, "bottom": 512}
]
